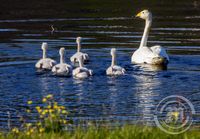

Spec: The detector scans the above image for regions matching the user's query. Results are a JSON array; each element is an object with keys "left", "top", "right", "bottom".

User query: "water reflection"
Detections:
[
  {"left": 57, "top": 78, "right": 67, "bottom": 103},
  {"left": 139, "top": 64, "right": 167, "bottom": 71},
  {"left": 107, "top": 78, "right": 118, "bottom": 115},
  {"left": 36, "top": 73, "right": 52, "bottom": 97},
  {"left": 134, "top": 71, "right": 160, "bottom": 125}
]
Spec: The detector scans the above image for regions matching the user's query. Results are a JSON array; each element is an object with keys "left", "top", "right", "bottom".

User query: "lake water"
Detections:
[{"left": 0, "top": 0, "right": 200, "bottom": 129}]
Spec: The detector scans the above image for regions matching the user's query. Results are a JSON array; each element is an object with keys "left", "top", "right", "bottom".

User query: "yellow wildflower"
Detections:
[
  {"left": 12, "top": 128, "right": 19, "bottom": 134},
  {"left": 35, "top": 106, "right": 40, "bottom": 110},
  {"left": 44, "top": 109, "right": 48, "bottom": 113},
  {"left": 26, "top": 131, "right": 30, "bottom": 136},
  {"left": 60, "top": 106, "right": 65, "bottom": 109},
  {"left": 39, "top": 128, "right": 45, "bottom": 133},
  {"left": 30, "top": 128, "right": 34, "bottom": 133},
  {"left": 41, "top": 111, "right": 46, "bottom": 115},
  {"left": 27, "top": 101, "right": 32, "bottom": 105},
  {"left": 49, "top": 109, "right": 54, "bottom": 113},
  {"left": 37, "top": 122, "right": 42, "bottom": 126},
  {"left": 42, "top": 98, "right": 47, "bottom": 103},
  {"left": 36, "top": 106, "right": 42, "bottom": 113},
  {"left": 63, "top": 120, "right": 67, "bottom": 124},
  {"left": 62, "top": 110, "right": 67, "bottom": 114},
  {"left": 38, "top": 109, "right": 42, "bottom": 113},
  {"left": 46, "top": 94, "right": 53, "bottom": 99},
  {"left": 53, "top": 105, "right": 58, "bottom": 109},
  {"left": 26, "top": 109, "right": 31, "bottom": 113}
]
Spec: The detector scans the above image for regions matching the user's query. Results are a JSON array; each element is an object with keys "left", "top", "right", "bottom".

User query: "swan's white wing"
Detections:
[
  {"left": 35, "top": 59, "right": 43, "bottom": 68},
  {"left": 52, "top": 65, "right": 57, "bottom": 72},
  {"left": 70, "top": 52, "right": 89, "bottom": 63},
  {"left": 83, "top": 53, "right": 89, "bottom": 61},
  {"left": 52, "top": 63, "right": 72, "bottom": 76},
  {"left": 50, "top": 59, "right": 56, "bottom": 67},
  {"left": 35, "top": 58, "right": 56, "bottom": 69},
  {"left": 88, "top": 69, "right": 93, "bottom": 76},
  {"left": 113, "top": 65, "right": 125, "bottom": 75},
  {"left": 66, "top": 64, "right": 73, "bottom": 70},
  {"left": 70, "top": 53, "right": 78, "bottom": 62},
  {"left": 150, "top": 45, "right": 169, "bottom": 61},
  {"left": 132, "top": 47, "right": 158, "bottom": 64},
  {"left": 106, "top": 65, "right": 125, "bottom": 76},
  {"left": 122, "top": 67, "right": 126, "bottom": 74},
  {"left": 73, "top": 67, "right": 92, "bottom": 79},
  {"left": 73, "top": 67, "right": 81, "bottom": 76},
  {"left": 106, "top": 66, "right": 113, "bottom": 75}
]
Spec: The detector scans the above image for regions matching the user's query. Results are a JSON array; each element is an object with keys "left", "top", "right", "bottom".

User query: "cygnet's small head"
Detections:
[
  {"left": 76, "top": 37, "right": 82, "bottom": 44},
  {"left": 41, "top": 42, "right": 48, "bottom": 50},
  {"left": 110, "top": 48, "right": 116, "bottom": 56},
  {"left": 59, "top": 47, "right": 65, "bottom": 56},
  {"left": 136, "top": 10, "right": 152, "bottom": 20}
]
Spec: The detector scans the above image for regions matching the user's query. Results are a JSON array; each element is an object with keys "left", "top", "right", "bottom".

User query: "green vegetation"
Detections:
[
  {"left": 0, "top": 95, "right": 200, "bottom": 139},
  {"left": 1, "top": 125, "right": 200, "bottom": 139}
]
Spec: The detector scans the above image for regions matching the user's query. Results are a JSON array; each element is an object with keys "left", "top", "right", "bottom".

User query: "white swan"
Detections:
[
  {"left": 73, "top": 56, "right": 92, "bottom": 79},
  {"left": 70, "top": 37, "right": 89, "bottom": 63},
  {"left": 106, "top": 48, "right": 125, "bottom": 76},
  {"left": 52, "top": 47, "right": 72, "bottom": 76},
  {"left": 131, "top": 10, "right": 169, "bottom": 65},
  {"left": 35, "top": 42, "right": 56, "bottom": 70}
]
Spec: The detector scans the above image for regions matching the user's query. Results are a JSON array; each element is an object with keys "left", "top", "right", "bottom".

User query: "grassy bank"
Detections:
[{"left": 1, "top": 125, "right": 200, "bottom": 139}]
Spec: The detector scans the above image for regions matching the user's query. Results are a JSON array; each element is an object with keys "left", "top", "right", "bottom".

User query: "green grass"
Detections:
[{"left": 1, "top": 125, "right": 200, "bottom": 139}]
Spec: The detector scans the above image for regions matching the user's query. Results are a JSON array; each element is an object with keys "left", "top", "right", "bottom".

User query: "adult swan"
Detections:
[{"left": 131, "top": 10, "right": 169, "bottom": 65}]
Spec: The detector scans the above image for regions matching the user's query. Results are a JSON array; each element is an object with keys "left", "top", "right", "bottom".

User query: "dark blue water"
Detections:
[{"left": 1, "top": 0, "right": 200, "bottom": 130}]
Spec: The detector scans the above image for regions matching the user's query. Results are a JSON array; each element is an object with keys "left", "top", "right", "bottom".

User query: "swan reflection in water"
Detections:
[
  {"left": 138, "top": 64, "right": 167, "bottom": 71},
  {"left": 133, "top": 66, "right": 163, "bottom": 125},
  {"left": 37, "top": 75, "right": 52, "bottom": 97}
]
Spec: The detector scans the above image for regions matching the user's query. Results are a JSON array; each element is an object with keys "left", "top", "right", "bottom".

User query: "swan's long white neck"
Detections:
[
  {"left": 140, "top": 18, "right": 152, "bottom": 48},
  {"left": 111, "top": 53, "right": 116, "bottom": 66},
  {"left": 42, "top": 49, "right": 47, "bottom": 59},
  {"left": 60, "top": 53, "right": 65, "bottom": 64},
  {"left": 77, "top": 42, "right": 81, "bottom": 52}
]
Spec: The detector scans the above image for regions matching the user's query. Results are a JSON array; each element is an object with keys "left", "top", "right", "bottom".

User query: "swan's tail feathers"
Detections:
[{"left": 152, "top": 57, "right": 168, "bottom": 65}]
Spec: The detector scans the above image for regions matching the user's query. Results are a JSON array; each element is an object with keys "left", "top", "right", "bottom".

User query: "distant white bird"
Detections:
[
  {"left": 131, "top": 10, "right": 169, "bottom": 65},
  {"left": 35, "top": 42, "right": 56, "bottom": 70},
  {"left": 106, "top": 48, "right": 125, "bottom": 76},
  {"left": 52, "top": 47, "right": 72, "bottom": 76},
  {"left": 73, "top": 55, "right": 92, "bottom": 79},
  {"left": 70, "top": 37, "right": 89, "bottom": 63}
]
